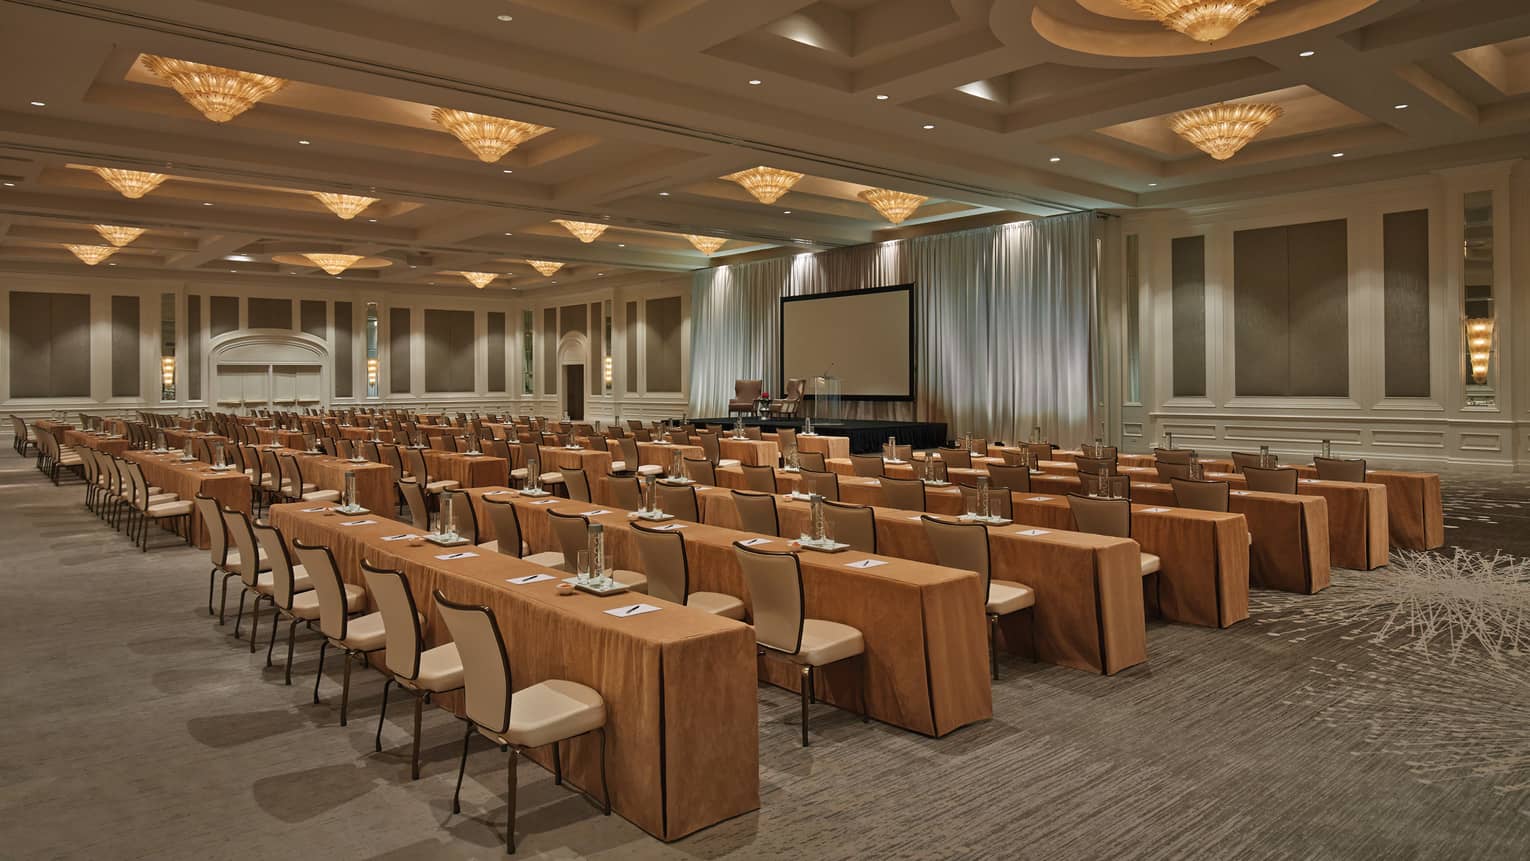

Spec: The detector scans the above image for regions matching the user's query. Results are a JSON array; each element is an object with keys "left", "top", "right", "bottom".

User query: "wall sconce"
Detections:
[
  {"left": 602, "top": 355, "right": 613, "bottom": 386},
  {"left": 160, "top": 355, "right": 176, "bottom": 388},
  {"left": 1466, "top": 317, "right": 1494, "bottom": 383},
  {"left": 366, "top": 357, "right": 379, "bottom": 387}
]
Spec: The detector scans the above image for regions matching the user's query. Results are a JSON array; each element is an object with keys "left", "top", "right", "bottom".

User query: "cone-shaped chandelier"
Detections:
[
  {"left": 526, "top": 259, "right": 564, "bottom": 277},
  {"left": 858, "top": 188, "right": 927, "bottom": 224},
  {"left": 724, "top": 166, "right": 803, "bottom": 204},
  {"left": 431, "top": 108, "right": 552, "bottom": 163},
  {"left": 459, "top": 271, "right": 499, "bottom": 289},
  {"left": 94, "top": 224, "right": 145, "bottom": 247},
  {"left": 140, "top": 54, "right": 287, "bottom": 122},
  {"left": 302, "top": 253, "right": 364, "bottom": 276},
  {"left": 1169, "top": 102, "right": 1282, "bottom": 160},
  {"left": 554, "top": 220, "right": 608, "bottom": 243},
  {"left": 93, "top": 168, "right": 168, "bottom": 199},
  {"left": 684, "top": 235, "right": 727, "bottom": 255},
  {"left": 66, "top": 244, "right": 119, "bottom": 265},
  {"left": 1119, "top": 1, "right": 1275, "bottom": 43},
  {"left": 312, "top": 192, "right": 378, "bottom": 220}
]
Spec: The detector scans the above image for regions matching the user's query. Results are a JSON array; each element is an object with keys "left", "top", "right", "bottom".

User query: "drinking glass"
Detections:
[{"left": 576, "top": 549, "right": 592, "bottom": 584}]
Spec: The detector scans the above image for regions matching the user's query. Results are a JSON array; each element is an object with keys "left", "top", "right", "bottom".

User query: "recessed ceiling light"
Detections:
[
  {"left": 1049, "top": 156, "right": 1061, "bottom": 163},
  {"left": 1148, "top": 182, "right": 1158, "bottom": 187},
  {"left": 367, "top": 218, "right": 377, "bottom": 223},
  {"left": 875, "top": 94, "right": 889, "bottom": 100},
  {"left": 504, "top": 232, "right": 513, "bottom": 236},
  {"left": 1299, "top": 50, "right": 1315, "bottom": 57},
  {"left": 618, "top": 243, "right": 625, "bottom": 247},
  {"left": 202, "top": 202, "right": 213, "bottom": 206},
  {"left": 658, "top": 191, "right": 670, "bottom": 196},
  {"left": 748, "top": 79, "right": 762, "bottom": 86},
  {"left": 922, "top": 123, "right": 935, "bottom": 130},
  {"left": 1331, "top": 152, "right": 1345, "bottom": 157},
  {"left": 30, "top": 101, "right": 45, "bottom": 107},
  {"left": 551, "top": 280, "right": 558, "bottom": 284},
  {"left": 502, "top": 169, "right": 513, "bottom": 174},
  {"left": 298, "top": 139, "right": 311, "bottom": 145},
  {"left": 597, "top": 272, "right": 605, "bottom": 277},
  {"left": 782, "top": 210, "right": 792, "bottom": 214},
  {"left": 496, "top": 14, "right": 513, "bottom": 21},
  {"left": 2, "top": 182, "right": 14, "bottom": 187},
  {"left": 1394, "top": 103, "right": 1409, "bottom": 110}
]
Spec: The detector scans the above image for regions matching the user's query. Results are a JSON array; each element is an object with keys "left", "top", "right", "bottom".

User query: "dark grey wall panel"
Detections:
[
  {"left": 1233, "top": 226, "right": 1290, "bottom": 396},
  {"left": 559, "top": 304, "right": 586, "bottom": 338},
  {"left": 389, "top": 308, "right": 411, "bottom": 394},
  {"left": 543, "top": 308, "right": 557, "bottom": 394},
  {"left": 590, "top": 303, "right": 602, "bottom": 395},
  {"left": 209, "top": 295, "right": 239, "bottom": 336},
  {"left": 1383, "top": 209, "right": 1431, "bottom": 398},
  {"left": 1170, "top": 236, "right": 1206, "bottom": 398},
  {"left": 424, "top": 309, "right": 474, "bottom": 392},
  {"left": 334, "top": 301, "right": 353, "bottom": 398},
  {"left": 10, "top": 291, "right": 92, "bottom": 398},
  {"left": 646, "top": 296, "right": 683, "bottom": 392},
  {"left": 625, "top": 302, "right": 638, "bottom": 393},
  {"left": 486, "top": 311, "right": 506, "bottom": 392},
  {"left": 248, "top": 297, "right": 292, "bottom": 330},
  {"left": 186, "top": 295, "right": 202, "bottom": 401},
  {"left": 300, "top": 300, "right": 326, "bottom": 337},
  {"left": 1287, "top": 219, "right": 1349, "bottom": 396},
  {"left": 111, "top": 295, "right": 140, "bottom": 398}
]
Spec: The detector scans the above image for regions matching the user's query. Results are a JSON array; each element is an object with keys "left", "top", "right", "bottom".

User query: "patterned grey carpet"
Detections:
[{"left": 0, "top": 452, "right": 1526, "bottom": 860}]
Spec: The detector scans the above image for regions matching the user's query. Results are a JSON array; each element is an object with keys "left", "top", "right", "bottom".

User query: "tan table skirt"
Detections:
[
  {"left": 284, "top": 451, "right": 394, "bottom": 514},
  {"left": 35, "top": 419, "right": 74, "bottom": 435},
  {"left": 423, "top": 451, "right": 508, "bottom": 488},
  {"left": 538, "top": 446, "right": 614, "bottom": 481},
  {"left": 718, "top": 438, "right": 780, "bottom": 467},
  {"left": 604, "top": 439, "right": 705, "bottom": 469},
  {"left": 257, "top": 428, "right": 308, "bottom": 448},
  {"left": 765, "top": 433, "right": 850, "bottom": 460},
  {"left": 481, "top": 491, "right": 994, "bottom": 737},
  {"left": 340, "top": 426, "right": 394, "bottom": 443},
  {"left": 267, "top": 505, "right": 759, "bottom": 841},
  {"left": 1293, "top": 466, "right": 1441, "bottom": 551},
  {"left": 125, "top": 450, "right": 250, "bottom": 548},
  {"left": 65, "top": 429, "right": 130, "bottom": 457}
]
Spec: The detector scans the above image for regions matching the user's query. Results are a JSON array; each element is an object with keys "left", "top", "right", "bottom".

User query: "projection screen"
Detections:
[{"left": 779, "top": 284, "right": 915, "bottom": 400}]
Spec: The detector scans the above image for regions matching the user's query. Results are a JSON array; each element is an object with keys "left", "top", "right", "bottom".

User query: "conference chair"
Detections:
[
  {"left": 1079, "top": 444, "right": 1118, "bottom": 459},
  {"left": 682, "top": 457, "right": 716, "bottom": 485},
  {"left": 477, "top": 497, "right": 563, "bottom": 565},
  {"left": 1231, "top": 451, "right": 1276, "bottom": 473},
  {"left": 1066, "top": 494, "right": 1161, "bottom": 608},
  {"left": 937, "top": 447, "right": 972, "bottom": 470},
  {"left": 1313, "top": 456, "right": 1367, "bottom": 482},
  {"left": 776, "top": 427, "right": 797, "bottom": 452},
  {"left": 252, "top": 522, "right": 323, "bottom": 679},
  {"left": 604, "top": 475, "right": 642, "bottom": 510},
  {"left": 435, "top": 590, "right": 610, "bottom": 853},
  {"left": 441, "top": 489, "right": 480, "bottom": 543},
  {"left": 292, "top": 541, "right": 389, "bottom": 726},
  {"left": 1154, "top": 448, "right": 1196, "bottom": 465},
  {"left": 732, "top": 543, "right": 866, "bottom": 746},
  {"left": 1155, "top": 462, "right": 1193, "bottom": 481},
  {"left": 878, "top": 475, "right": 926, "bottom": 511},
  {"left": 613, "top": 436, "right": 661, "bottom": 476},
  {"left": 1024, "top": 442, "right": 1056, "bottom": 464},
  {"left": 986, "top": 463, "right": 1031, "bottom": 494},
  {"left": 561, "top": 468, "right": 593, "bottom": 503},
  {"left": 959, "top": 484, "right": 1013, "bottom": 519},
  {"left": 655, "top": 484, "right": 701, "bottom": 524},
  {"left": 124, "top": 461, "right": 193, "bottom": 551},
  {"left": 405, "top": 446, "right": 460, "bottom": 495},
  {"left": 546, "top": 510, "right": 648, "bottom": 591},
  {"left": 1074, "top": 455, "right": 1117, "bottom": 476},
  {"left": 696, "top": 432, "right": 741, "bottom": 468},
  {"left": 729, "top": 379, "right": 763, "bottom": 416},
  {"left": 921, "top": 516, "right": 1036, "bottom": 678},
  {"left": 800, "top": 468, "right": 840, "bottom": 501},
  {"left": 223, "top": 507, "right": 303, "bottom": 648},
  {"left": 731, "top": 489, "right": 781, "bottom": 537},
  {"left": 364, "top": 562, "right": 464, "bottom": 780},
  {"left": 398, "top": 479, "right": 430, "bottom": 530},
  {"left": 194, "top": 493, "right": 249, "bottom": 620},
  {"left": 850, "top": 454, "right": 885, "bottom": 477},
  {"left": 739, "top": 463, "right": 778, "bottom": 492},
  {"left": 796, "top": 450, "right": 827, "bottom": 472},
  {"left": 822, "top": 500, "right": 876, "bottom": 553},
  {"left": 630, "top": 523, "right": 745, "bottom": 619},
  {"left": 1170, "top": 478, "right": 1230, "bottom": 513},
  {"left": 1243, "top": 466, "right": 1298, "bottom": 494},
  {"left": 280, "top": 454, "right": 340, "bottom": 503}
]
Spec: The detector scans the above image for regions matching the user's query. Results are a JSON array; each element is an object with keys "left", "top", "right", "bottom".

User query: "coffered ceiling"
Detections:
[{"left": 0, "top": 0, "right": 1526, "bottom": 294}]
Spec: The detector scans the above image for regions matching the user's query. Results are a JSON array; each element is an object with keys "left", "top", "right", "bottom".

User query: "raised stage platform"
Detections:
[{"left": 692, "top": 417, "right": 948, "bottom": 454}]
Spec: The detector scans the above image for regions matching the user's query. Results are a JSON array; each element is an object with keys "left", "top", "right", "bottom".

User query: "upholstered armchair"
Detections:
[
  {"left": 770, "top": 378, "right": 805, "bottom": 418},
  {"left": 729, "top": 379, "right": 764, "bottom": 415}
]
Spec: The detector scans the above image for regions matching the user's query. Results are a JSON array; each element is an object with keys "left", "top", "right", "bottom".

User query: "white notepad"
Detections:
[
  {"left": 1017, "top": 529, "right": 1050, "bottom": 536},
  {"left": 507, "top": 573, "right": 555, "bottom": 585},
  {"left": 606, "top": 603, "right": 661, "bottom": 618},
  {"left": 435, "top": 551, "right": 479, "bottom": 561},
  {"left": 846, "top": 559, "right": 887, "bottom": 569},
  {"left": 340, "top": 519, "right": 376, "bottom": 527},
  {"left": 738, "top": 537, "right": 772, "bottom": 547}
]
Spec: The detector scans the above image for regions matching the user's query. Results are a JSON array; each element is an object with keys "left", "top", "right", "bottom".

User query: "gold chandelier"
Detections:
[
  {"left": 1120, "top": 0, "right": 1275, "bottom": 43},
  {"left": 858, "top": 188, "right": 927, "bottom": 224},
  {"left": 554, "top": 219, "right": 608, "bottom": 243},
  {"left": 1169, "top": 102, "right": 1282, "bottom": 160},
  {"left": 93, "top": 167, "right": 168, "bottom": 199},
  {"left": 684, "top": 235, "right": 728, "bottom": 255},
  {"left": 301, "top": 253, "right": 364, "bottom": 276},
  {"left": 66, "top": 244, "right": 119, "bottom": 265},
  {"left": 94, "top": 224, "right": 145, "bottom": 247},
  {"left": 431, "top": 108, "right": 552, "bottom": 163},
  {"left": 526, "top": 259, "right": 564, "bottom": 276},
  {"left": 140, "top": 54, "right": 287, "bottom": 123},
  {"left": 311, "top": 192, "right": 378, "bottom": 220},
  {"left": 724, "top": 166, "right": 804, "bottom": 204},
  {"left": 459, "top": 271, "right": 500, "bottom": 289}
]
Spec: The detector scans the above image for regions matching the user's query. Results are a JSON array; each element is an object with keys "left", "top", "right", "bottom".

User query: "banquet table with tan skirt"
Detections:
[
  {"left": 1292, "top": 465, "right": 1442, "bottom": 551},
  {"left": 715, "top": 438, "right": 780, "bottom": 467},
  {"left": 276, "top": 450, "right": 394, "bottom": 514},
  {"left": 538, "top": 445, "right": 615, "bottom": 482},
  {"left": 422, "top": 450, "right": 507, "bottom": 488},
  {"left": 604, "top": 439, "right": 705, "bottom": 470},
  {"left": 266, "top": 504, "right": 760, "bottom": 842},
  {"left": 764, "top": 432, "right": 851, "bottom": 460},
  {"left": 124, "top": 449, "right": 250, "bottom": 548},
  {"left": 257, "top": 428, "right": 308, "bottom": 449},
  {"left": 65, "top": 429, "right": 130, "bottom": 457}
]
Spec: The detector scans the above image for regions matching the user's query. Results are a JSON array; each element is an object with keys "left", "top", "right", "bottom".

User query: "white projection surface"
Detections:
[{"left": 781, "top": 286, "right": 913, "bottom": 398}]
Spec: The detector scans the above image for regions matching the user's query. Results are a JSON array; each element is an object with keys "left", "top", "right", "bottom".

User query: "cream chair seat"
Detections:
[
  {"left": 986, "top": 580, "right": 1037, "bottom": 615},
  {"left": 685, "top": 591, "right": 747, "bottom": 620},
  {"left": 787, "top": 620, "right": 864, "bottom": 666},
  {"left": 1140, "top": 553, "right": 1162, "bottom": 575},
  {"left": 475, "top": 538, "right": 564, "bottom": 567},
  {"left": 477, "top": 679, "right": 607, "bottom": 749},
  {"left": 253, "top": 566, "right": 312, "bottom": 598},
  {"left": 288, "top": 581, "right": 366, "bottom": 619},
  {"left": 412, "top": 643, "right": 466, "bottom": 690}
]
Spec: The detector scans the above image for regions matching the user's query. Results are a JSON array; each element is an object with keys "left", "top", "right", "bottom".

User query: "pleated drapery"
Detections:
[{"left": 690, "top": 211, "right": 1100, "bottom": 446}]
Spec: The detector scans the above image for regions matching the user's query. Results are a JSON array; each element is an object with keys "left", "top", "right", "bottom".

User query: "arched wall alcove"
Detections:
[{"left": 208, "top": 332, "right": 329, "bottom": 410}]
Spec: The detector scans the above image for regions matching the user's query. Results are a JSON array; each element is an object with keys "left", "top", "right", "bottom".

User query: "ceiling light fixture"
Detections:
[
  {"left": 685, "top": 235, "right": 728, "bottom": 255},
  {"left": 526, "top": 259, "right": 565, "bottom": 276},
  {"left": 301, "top": 253, "right": 364, "bottom": 276},
  {"left": 298, "top": 139, "right": 311, "bottom": 145},
  {"left": 66, "top": 244, "right": 118, "bottom": 265},
  {"left": 1394, "top": 103, "right": 1409, "bottom": 110},
  {"left": 431, "top": 107, "right": 552, "bottom": 163},
  {"left": 1049, "top": 156, "right": 1062, "bottom": 163},
  {"left": 748, "top": 79, "right": 762, "bottom": 85},
  {"left": 1119, "top": 1, "right": 1274, "bottom": 43},
  {"left": 553, "top": 219, "right": 608, "bottom": 243},
  {"left": 140, "top": 54, "right": 287, "bottom": 123},
  {"left": 92, "top": 167, "right": 168, "bottom": 199},
  {"left": 876, "top": 94, "right": 889, "bottom": 100},
  {"left": 497, "top": 14, "right": 513, "bottom": 21},
  {"left": 922, "top": 123, "right": 935, "bottom": 130},
  {"left": 659, "top": 191, "right": 671, "bottom": 196},
  {"left": 1169, "top": 102, "right": 1283, "bottom": 160},
  {"left": 1148, "top": 182, "right": 1159, "bottom": 186},
  {"left": 858, "top": 188, "right": 927, "bottom": 224},
  {"left": 724, "top": 166, "right": 803, "bottom": 204},
  {"left": 312, "top": 192, "right": 379, "bottom": 220},
  {"left": 459, "top": 271, "right": 499, "bottom": 289},
  {"left": 30, "top": 100, "right": 46, "bottom": 107},
  {"left": 1299, "top": 50, "right": 1315, "bottom": 57},
  {"left": 1331, "top": 152, "right": 1345, "bottom": 157},
  {"left": 93, "top": 224, "right": 145, "bottom": 246}
]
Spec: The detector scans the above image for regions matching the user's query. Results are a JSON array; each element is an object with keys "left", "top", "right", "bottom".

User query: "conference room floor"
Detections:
[{"left": 2, "top": 451, "right": 1526, "bottom": 860}]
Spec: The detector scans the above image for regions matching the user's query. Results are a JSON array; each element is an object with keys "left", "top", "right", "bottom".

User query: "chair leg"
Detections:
[
  {"left": 233, "top": 591, "right": 247, "bottom": 639},
  {"left": 1029, "top": 607, "right": 1039, "bottom": 662},
  {"left": 284, "top": 620, "right": 299, "bottom": 684},
  {"left": 375, "top": 677, "right": 394, "bottom": 752},
  {"left": 452, "top": 722, "right": 474, "bottom": 814},
  {"left": 505, "top": 746, "right": 519, "bottom": 853},
  {"left": 249, "top": 595, "right": 263, "bottom": 653},
  {"left": 265, "top": 607, "right": 280, "bottom": 665},
  {"left": 218, "top": 573, "right": 238, "bottom": 625},
  {"left": 340, "top": 651, "right": 353, "bottom": 726},
  {"left": 313, "top": 640, "right": 328, "bottom": 704},
  {"left": 597, "top": 727, "right": 611, "bottom": 814},
  {"left": 411, "top": 694, "right": 424, "bottom": 780},
  {"left": 207, "top": 568, "right": 218, "bottom": 616},
  {"left": 860, "top": 653, "right": 870, "bottom": 722},
  {"left": 800, "top": 665, "right": 813, "bottom": 747},
  {"left": 552, "top": 740, "right": 562, "bottom": 785},
  {"left": 987, "top": 614, "right": 999, "bottom": 680}
]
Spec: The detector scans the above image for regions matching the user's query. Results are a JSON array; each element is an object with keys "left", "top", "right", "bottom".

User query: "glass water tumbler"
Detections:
[
  {"left": 642, "top": 474, "right": 657, "bottom": 513},
  {"left": 344, "top": 471, "right": 357, "bottom": 508},
  {"left": 810, "top": 493, "right": 826, "bottom": 543},
  {"left": 1321, "top": 439, "right": 1332, "bottom": 459}
]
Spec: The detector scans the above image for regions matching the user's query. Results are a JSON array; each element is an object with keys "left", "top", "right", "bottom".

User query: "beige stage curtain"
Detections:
[{"left": 689, "top": 212, "right": 1102, "bottom": 446}]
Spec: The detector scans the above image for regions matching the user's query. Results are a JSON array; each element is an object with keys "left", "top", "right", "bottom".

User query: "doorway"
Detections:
[{"left": 563, "top": 365, "right": 584, "bottom": 420}]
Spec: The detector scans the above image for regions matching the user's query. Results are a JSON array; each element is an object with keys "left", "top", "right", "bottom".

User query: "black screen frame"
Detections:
[{"left": 778, "top": 282, "right": 917, "bottom": 402}]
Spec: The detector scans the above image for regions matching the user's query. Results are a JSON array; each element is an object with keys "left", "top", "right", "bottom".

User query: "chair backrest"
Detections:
[
  {"left": 1313, "top": 456, "right": 1366, "bottom": 482},
  {"left": 1230, "top": 451, "right": 1273, "bottom": 473},
  {"left": 1025, "top": 442, "right": 1055, "bottom": 464},
  {"left": 362, "top": 561, "right": 423, "bottom": 680},
  {"left": 921, "top": 516, "right": 990, "bottom": 594},
  {"left": 878, "top": 475, "right": 925, "bottom": 511},
  {"left": 630, "top": 522, "right": 689, "bottom": 605},
  {"left": 850, "top": 454, "right": 885, "bottom": 477},
  {"left": 1079, "top": 444, "right": 1118, "bottom": 459},
  {"left": 1067, "top": 494, "right": 1132, "bottom": 538},
  {"left": 279, "top": 454, "right": 305, "bottom": 500},
  {"left": 617, "top": 436, "right": 640, "bottom": 466},
  {"left": 986, "top": 463, "right": 1031, "bottom": 493},
  {"left": 481, "top": 497, "right": 525, "bottom": 557},
  {"left": 682, "top": 457, "right": 716, "bottom": 485},
  {"left": 1155, "top": 462, "right": 1193, "bottom": 481},
  {"left": 221, "top": 506, "right": 264, "bottom": 586},
  {"left": 561, "top": 468, "right": 592, "bottom": 502},
  {"left": 937, "top": 447, "right": 972, "bottom": 470},
  {"left": 732, "top": 544, "right": 804, "bottom": 654},
  {"left": 1171, "top": 478, "right": 1230, "bottom": 512},
  {"left": 1243, "top": 466, "right": 1298, "bottom": 494},
  {"left": 194, "top": 493, "right": 230, "bottom": 564},
  {"left": 319, "top": 437, "right": 337, "bottom": 457},
  {"left": 605, "top": 475, "right": 642, "bottom": 510},
  {"left": 1075, "top": 455, "right": 1117, "bottom": 476},
  {"left": 519, "top": 441, "right": 542, "bottom": 473},
  {"left": 433, "top": 591, "right": 511, "bottom": 734},
  {"left": 800, "top": 469, "right": 839, "bottom": 501},
  {"left": 733, "top": 379, "right": 763, "bottom": 401},
  {"left": 823, "top": 499, "right": 876, "bottom": 553},
  {"left": 335, "top": 438, "right": 354, "bottom": 459},
  {"left": 398, "top": 479, "right": 429, "bottom": 530},
  {"left": 796, "top": 450, "right": 826, "bottom": 471},
  {"left": 442, "top": 489, "right": 478, "bottom": 543},
  {"left": 361, "top": 440, "right": 381, "bottom": 462},
  {"left": 776, "top": 427, "right": 796, "bottom": 450},
  {"left": 739, "top": 464, "right": 777, "bottom": 493},
  {"left": 548, "top": 509, "right": 592, "bottom": 562},
  {"left": 656, "top": 484, "right": 700, "bottom": 522},
  {"left": 379, "top": 444, "right": 404, "bottom": 482},
  {"left": 1154, "top": 448, "right": 1196, "bottom": 465},
  {"left": 405, "top": 446, "right": 430, "bottom": 484},
  {"left": 292, "top": 541, "right": 352, "bottom": 640},
  {"left": 254, "top": 522, "right": 303, "bottom": 608},
  {"left": 960, "top": 483, "right": 1013, "bottom": 518},
  {"left": 697, "top": 432, "right": 722, "bottom": 465},
  {"left": 633, "top": 427, "right": 652, "bottom": 442},
  {"left": 731, "top": 490, "right": 780, "bottom": 536}
]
